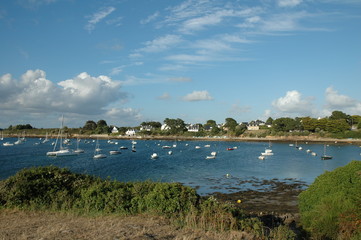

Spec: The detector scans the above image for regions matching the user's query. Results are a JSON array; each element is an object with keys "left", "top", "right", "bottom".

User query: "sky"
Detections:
[{"left": 0, "top": 0, "right": 360, "bottom": 128}]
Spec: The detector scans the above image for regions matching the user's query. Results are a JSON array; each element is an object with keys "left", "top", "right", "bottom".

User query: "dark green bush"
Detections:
[{"left": 299, "top": 161, "right": 361, "bottom": 239}]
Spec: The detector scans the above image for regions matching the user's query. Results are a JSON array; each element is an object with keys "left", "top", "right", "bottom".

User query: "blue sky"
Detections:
[{"left": 0, "top": 0, "right": 360, "bottom": 128}]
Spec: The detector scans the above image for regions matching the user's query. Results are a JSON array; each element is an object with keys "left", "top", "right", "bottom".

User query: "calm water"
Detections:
[{"left": 1, "top": 138, "right": 360, "bottom": 195}]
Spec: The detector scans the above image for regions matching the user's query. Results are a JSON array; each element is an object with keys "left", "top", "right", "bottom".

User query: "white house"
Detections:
[
  {"left": 161, "top": 124, "right": 171, "bottom": 131},
  {"left": 111, "top": 126, "right": 119, "bottom": 134},
  {"left": 140, "top": 125, "right": 153, "bottom": 131},
  {"left": 186, "top": 124, "right": 200, "bottom": 132},
  {"left": 125, "top": 129, "right": 137, "bottom": 136},
  {"left": 247, "top": 125, "right": 260, "bottom": 131}
]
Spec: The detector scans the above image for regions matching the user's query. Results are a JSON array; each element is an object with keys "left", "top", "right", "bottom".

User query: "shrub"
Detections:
[{"left": 298, "top": 161, "right": 361, "bottom": 239}]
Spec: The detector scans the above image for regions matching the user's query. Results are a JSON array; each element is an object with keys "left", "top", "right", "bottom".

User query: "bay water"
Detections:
[{"left": 1, "top": 138, "right": 360, "bottom": 195}]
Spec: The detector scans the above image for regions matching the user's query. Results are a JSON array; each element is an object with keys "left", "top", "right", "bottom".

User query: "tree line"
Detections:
[{"left": 4, "top": 110, "right": 361, "bottom": 138}]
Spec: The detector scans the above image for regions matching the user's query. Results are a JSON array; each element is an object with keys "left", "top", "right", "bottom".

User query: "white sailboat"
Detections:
[
  {"left": 46, "top": 115, "right": 77, "bottom": 157},
  {"left": 93, "top": 139, "right": 106, "bottom": 159},
  {"left": 74, "top": 138, "right": 84, "bottom": 153},
  {"left": 0, "top": 131, "right": 3, "bottom": 141},
  {"left": 42, "top": 132, "right": 49, "bottom": 143}
]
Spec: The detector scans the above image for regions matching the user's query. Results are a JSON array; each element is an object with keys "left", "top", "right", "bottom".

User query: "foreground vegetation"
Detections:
[
  {"left": 299, "top": 161, "right": 361, "bottom": 239},
  {"left": 0, "top": 166, "right": 296, "bottom": 239},
  {"left": 1, "top": 161, "right": 360, "bottom": 239}
]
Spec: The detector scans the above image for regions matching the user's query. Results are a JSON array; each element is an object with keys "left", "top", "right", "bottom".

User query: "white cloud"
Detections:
[
  {"left": 137, "top": 34, "right": 183, "bottom": 53},
  {"left": 105, "top": 107, "right": 142, "bottom": 126},
  {"left": 182, "top": 90, "right": 213, "bottom": 102},
  {"left": 277, "top": 0, "right": 303, "bottom": 8},
  {"left": 272, "top": 90, "right": 315, "bottom": 115},
  {"left": 325, "top": 87, "right": 361, "bottom": 114},
  {"left": 85, "top": 6, "right": 116, "bottom": 33},
  {"left": 0, "top": 69, "right": 127, "bottom": 117},
  {"left": 140, "top": 11, "right": 160, "bottom": 24}
]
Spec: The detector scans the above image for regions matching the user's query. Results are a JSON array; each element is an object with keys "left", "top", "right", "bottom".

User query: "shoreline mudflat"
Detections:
[{"left": 13, "top": 133, "right": 361, "bottom": 144}]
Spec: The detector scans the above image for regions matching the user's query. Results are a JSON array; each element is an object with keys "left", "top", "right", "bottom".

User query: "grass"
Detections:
[{"left": 0, "top": 166, "right": 299, "bottom": 239}]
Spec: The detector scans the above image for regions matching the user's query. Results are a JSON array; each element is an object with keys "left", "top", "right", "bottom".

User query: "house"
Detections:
[
  {"left": 140, "top": 125, "right": 153, "bottom": 131},
  {"left": 186, "top": 124, "right": 200, "bottom": 132},
  {"left": 125, "top": 129, "right": 138, "bottom": 136},
  {"left": 111, "top": 126, "right": 119, "bottom": 134},
  {"left": 247, "top": 120, "right": 265, "bottom": 131},
  {"left": 161, "top": 124, "right": 171, "bottom": 131},
  {"left": 247, "top": 125, "right": 260, "bottom": 131}
]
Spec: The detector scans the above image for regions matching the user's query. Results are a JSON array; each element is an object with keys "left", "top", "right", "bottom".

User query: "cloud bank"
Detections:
[{"left": 0, "top": 69, "right": 141, "bottom": 127}]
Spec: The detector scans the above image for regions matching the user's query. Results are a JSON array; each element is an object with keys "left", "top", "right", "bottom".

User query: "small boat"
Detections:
[
  {"left": 321, "top": 144, "right": 332, "bottom": 160},
  {"left": 110, "top": 150, "right": 121, "bottom": 155},
  {"left": 261, "top": 148, "right": 273, "bottom": 156},
  {"left": 74, "top": 138, "right": 84, "bottom": 153},
  {"left": 311, "top": 152, "right": 317, "bottom": 156},
  {"left": 42, "top": 132, "right": 49, "bottom": 143},
  {"left": 55, "top": 149, "right": 77, "bottom": 157},
  {"left": 151, "top": 153, "right": 158, "bottom": 159},
  {"left": 120, "top": 146, "right": 128, "bottom": 149},
  {"left": 227, "top": 147, "right": 234, "bottom": 151},
  {"left": 168, "top": 151, "right": 173, "bottom": 155},
  {"left": 211, "top": 151, "right": 217, "bottom": 156},
  {"left": 93, "top": 139, "right": 106, "bottom": 159},
  {"left": 195, "top": 146, "right": 201, "bottom": 149},
  {"left": 3, "top": 142, "right": 14, "bottom": 146},
  {"left": 46, "top": 115, "right": 77, "bottom": 157},
  {"left": 206, "top": 155, "right": 216, "bottom": 159},
  {"left": 162, "top": 145, "right": 171, "bottom": 149},
  {"left": 131, "top": 144, "right": 136, "bottom": 152},
  {"left": 258, "top": 155, "right": 265, "bottom": 160},
  {"left": 204, "top": 144, "right": 211, "bottom": 148}
]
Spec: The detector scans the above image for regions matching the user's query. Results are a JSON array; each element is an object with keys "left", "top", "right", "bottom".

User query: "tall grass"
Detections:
[{"left": 0, "top": 166, "right": 297, "bottom": 239}]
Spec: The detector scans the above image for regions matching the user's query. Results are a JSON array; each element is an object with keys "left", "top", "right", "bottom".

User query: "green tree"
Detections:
[
  {"left": 326, "top": 119, "right": 350, "bottom": 133},
  {"left": 265, "top": 117, "right": 274, "bottom": 125},
  {"left": 140, "top": 121, "right": 162, "bottom": 129},
  {"left": 272, "top": 118, "right": 297, "bottom": 132},
  {"left": 83, "top": 120, "right": 97, "bottom": 131},
  {"left": 163, "top": 118, "right": 186, "bottom": 134},
  {"left": 224, "top": 118, "right": 238, "bottom": 132},
  {"left": 301, "top": 117, "right": 318, "bottom": 132}
]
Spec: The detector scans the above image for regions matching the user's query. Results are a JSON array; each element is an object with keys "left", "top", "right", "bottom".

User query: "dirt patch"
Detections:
[{"left": 0, "top": 209, "right": 253, "bottom": 240}]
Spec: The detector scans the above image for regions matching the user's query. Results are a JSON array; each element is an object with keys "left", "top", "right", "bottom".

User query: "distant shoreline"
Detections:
[{"left": 5, "top": 133, "right": 361, "bottom": 144}]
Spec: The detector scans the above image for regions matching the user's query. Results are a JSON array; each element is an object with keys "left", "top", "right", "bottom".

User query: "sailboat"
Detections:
[
  {"left": 46, "top": 115, "right": 77, "bottom": 157},
  {"left": 74, "top": 138, "right": 84, "bottom": 153},
  {"left": 93, "top": 139, "right": 106, "bottom": 159},
  {"left": 42, "top": 132, "right": 49, "bottom": 143},
  {"left": 0, "top": 131, "right": 3, "bottom": 141},
  {"left": 321, "top": 144, "right": 332, "bottom": 160}
]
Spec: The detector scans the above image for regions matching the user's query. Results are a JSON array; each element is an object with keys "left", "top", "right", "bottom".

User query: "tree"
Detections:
[
  {"left": 224, "top": 118, "right": 238, "bottom": 132},
  {"left": 265, "top": 117, "right": 274, "bottom": 125},
  {"left": 83, "top": 120, "right": 97, "bottom": 131},
  {"left": 326, "top": 119, "right": 350, "bottom": 133},
  {"left": 141, "top": 121, "right": 162, "bottom": 129},
  {"left": 272, "top": 118, "right": 297, "bottom": 132},
  {"left": 97, "top": 120, "right": 108, "bottom": 127},
  {"left": 301, "top": 117, "right": 318, "bottom": 132},
  {"left": 163, "top": 118, "right": 186, "bottom": 134}
]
